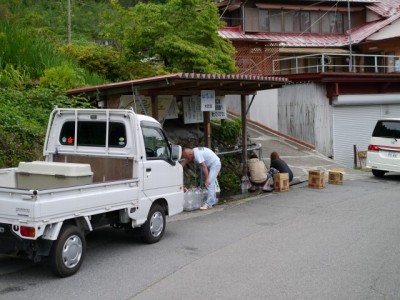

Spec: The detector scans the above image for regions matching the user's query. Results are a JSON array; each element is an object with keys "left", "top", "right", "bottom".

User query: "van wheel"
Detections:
[
  {"left": 49, "top": 225, "right": 86, "bottom": 277},
  {"left": 372, "top": 169, "right": 386, "bottom": 178},
  {"left": 141, "top": 204, "right": 166, "bottom": 244}
]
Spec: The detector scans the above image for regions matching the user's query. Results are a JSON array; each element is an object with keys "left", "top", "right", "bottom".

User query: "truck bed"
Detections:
[{"left": 0, "top": 179, "right": 139, "bottom": 224}]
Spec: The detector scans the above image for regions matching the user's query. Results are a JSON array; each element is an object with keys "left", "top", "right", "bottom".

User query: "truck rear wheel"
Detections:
[
  {"left": 141, "top": 204, "right": 166, "bottom": 244},
  {"left": 372, "top": 169, "right": 386, "bottom": 177},
  {"left": 49, "top": 225, "right": 86, "bottom": 277}
]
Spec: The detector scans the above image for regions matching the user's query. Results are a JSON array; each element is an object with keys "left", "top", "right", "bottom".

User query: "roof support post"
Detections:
[
  {"left": 203, "top": 111, "right": 211, "bottom": 148},
  {"left": 151, "top": 95, "right": 159, "bottom": 121},
  {"left": 241, "top": 94, "right": 248, "bottom": 176}
]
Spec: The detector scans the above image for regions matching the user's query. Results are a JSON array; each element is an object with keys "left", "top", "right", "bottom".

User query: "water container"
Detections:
[
  {"left": 193, "top": 188, "right": 202, "bottom": 209},
  {"left": 241, "top": 175, "right": 251, "bottom": 194},
  {"left": 183, "top": 188, "right": 194, "bottom": 211},
  {"left": 183, "top": 189, "right": 190, "bottom": 211}
]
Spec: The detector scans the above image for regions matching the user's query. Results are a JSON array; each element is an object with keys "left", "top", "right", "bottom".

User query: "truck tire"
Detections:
[
  {"left": 141, "top": 204, "right": 166, "bottom": 244},
  {"left": 49, "top": 225, "right": 86, "bottom": 277},
  {"left": 372, "top": 169, "right": 386, "bottom": 177}
]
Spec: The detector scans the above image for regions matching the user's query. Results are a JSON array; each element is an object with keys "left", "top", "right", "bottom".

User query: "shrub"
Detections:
[
  {"left": 58, "top": 43, "right": 122, "bottom": 81},
  {"left": 39, "top": 63, "right": 86, "bottom": 90},
  {"left": 0, "top": 87, "right": 92, "bottom": 168},
  {"left": 212, "top": 118, "right": 242, "bottom": 146},
  {"left": 218, "top": 154, "right": 242, "bottom": 197},
  {"left": 0, "top": 64, "right": 30, "bottom": 89}
]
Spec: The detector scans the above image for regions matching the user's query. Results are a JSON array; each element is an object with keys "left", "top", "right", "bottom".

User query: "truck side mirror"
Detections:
[{"left": 171, "top": 145, "right": 182, "bottom": 162}]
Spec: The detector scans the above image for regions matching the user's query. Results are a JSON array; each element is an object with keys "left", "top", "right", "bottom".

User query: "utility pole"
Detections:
[
  {"left": 347, "top": 0, "right": 353, "bottom": 71},
  {"left": 67, "top": 0, "right": 71, "bottom": 43}
]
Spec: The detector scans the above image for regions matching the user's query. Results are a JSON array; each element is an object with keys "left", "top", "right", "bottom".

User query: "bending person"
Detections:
[
  {"left": 181, "top": 147, "right": 221, "bottom": 210},
  {"left": 270, "top": 151, "right": 294, "bottom": 182},
  {"left": 247, "top": 156, "right": 273, "bottom": 192}
]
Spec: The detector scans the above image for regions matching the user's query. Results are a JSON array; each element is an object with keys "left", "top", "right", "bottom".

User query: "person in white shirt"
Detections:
[{"left": 181, "top": 147, "right": 221, "bottom": 210}]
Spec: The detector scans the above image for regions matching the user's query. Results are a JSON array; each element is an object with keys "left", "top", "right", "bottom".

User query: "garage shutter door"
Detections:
[
  {"left": 333, "top": 104, "right": 400, "bottom": 168},
  {"left": 333, "top": 106, "right": 380, "bottom": 168}
]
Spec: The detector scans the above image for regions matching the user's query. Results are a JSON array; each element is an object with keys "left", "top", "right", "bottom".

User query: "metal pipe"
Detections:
[
  {"left": 215, "top": 143, "right": 262, "bottom": 156},
  {"left": 246, "top": 95, "right": 256, "bottom": 116}
]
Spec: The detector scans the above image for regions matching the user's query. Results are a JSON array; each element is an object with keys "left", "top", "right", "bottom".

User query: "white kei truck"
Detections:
[{"left": 0, "top": 108, "right": 184, "bottom": 277}]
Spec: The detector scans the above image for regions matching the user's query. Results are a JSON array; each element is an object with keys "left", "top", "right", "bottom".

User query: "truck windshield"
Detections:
[
  {"left": 59, "top": 121, "right": 127, "bottom": 147},
  {"left": 372, "top": 120, "right": 400, "bottom": 139}
]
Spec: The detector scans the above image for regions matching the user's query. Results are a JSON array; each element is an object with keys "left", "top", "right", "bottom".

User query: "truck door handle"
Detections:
[{"left": 146, "top": 168, "right": 151, "bottom": 172}]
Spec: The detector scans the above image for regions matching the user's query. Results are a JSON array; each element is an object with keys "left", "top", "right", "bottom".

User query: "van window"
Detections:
[
  {"left": 372, "top": 120, "right": 400, "bottom": 139},
  {"left": 59, "top": 121, "right": 126, "bottom": 148}
]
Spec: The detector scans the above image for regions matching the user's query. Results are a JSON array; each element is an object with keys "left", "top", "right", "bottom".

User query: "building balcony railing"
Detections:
[{"left": 272, "top": 53, "right": 400, "bottom": 75}]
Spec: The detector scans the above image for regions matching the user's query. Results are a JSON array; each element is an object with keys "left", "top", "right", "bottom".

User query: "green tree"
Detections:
[{"left": 121, "top": 0, "right": 237, "bottom": 73}]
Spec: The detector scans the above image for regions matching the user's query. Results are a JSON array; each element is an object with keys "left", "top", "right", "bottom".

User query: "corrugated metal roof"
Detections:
[
  {"left": 65, "top": 72, "right": 288, "bottom": 97},
  {"left": 350, "top": 10, "right": 400, "bottom": 43},
  {"left": 219, "top": 0, "right": 400, "bottom": 46},
  {"left": 367, "top": 0, "right": 400, "bottom": 17},
  {"left": 318, "top": 0, "right": 379, "bottom": 2},
  {"left": 219, "top": 7, "right": 400, "bottom": 47},
  {"left": 219, "top": 28, "right": 348, "bottom": 47}
]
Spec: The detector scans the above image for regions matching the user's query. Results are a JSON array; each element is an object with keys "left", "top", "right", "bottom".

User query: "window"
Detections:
[
  {"left": 141, "top": 122, "right": 171, "bottom": 160},
  {"left": 322, "top": 12, "right": 344, "bottom": 33},
  {"left": 310, "top": 11, "right": 320, "bottom": 33},
  {"left": 59, "top": 121, "right": 126, "bottom": 148},
  {"left": 373, "top": 121, "right": 400, "bottom": 139},
  {"left": 248, "top": 8, "right": 348, "bottom": 34},
  {"left": 300, "top": 11, "right": 311, "bottom": 33},
  {"left": 259, "top": 10, "right": 269, "bottom": 32},
  {"left": 282, "top": 10, "right": 310, "bottom": 33},
  {"left": 284, "top": 10, "right": 296, "bottom": 32},
  {"left": 269, "top": 9, "right": 282, "bottom": 32}
]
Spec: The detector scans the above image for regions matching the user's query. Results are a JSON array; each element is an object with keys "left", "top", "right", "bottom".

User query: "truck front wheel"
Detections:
[
  {"left": 49, "top": 225, "right": 86, "bottom": 277},
  {"left": 141, "top": 204, "right": 166, "bottom": 244}
]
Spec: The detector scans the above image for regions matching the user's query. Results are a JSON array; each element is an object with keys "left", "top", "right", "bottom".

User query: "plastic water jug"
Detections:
[
  {"left": 194, "top": 188, "right": 202, "bottom": 209},
  {"left": 183, "top": 188, "right": 194, "bottom": 211},
  {"left": 241, "top": 175, "right": 251, "bottom": 194}
]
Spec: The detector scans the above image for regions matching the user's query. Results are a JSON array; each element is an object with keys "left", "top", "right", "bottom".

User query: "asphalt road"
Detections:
[{"left": 1, "top": 172, "right": 400, "bottom": 300}]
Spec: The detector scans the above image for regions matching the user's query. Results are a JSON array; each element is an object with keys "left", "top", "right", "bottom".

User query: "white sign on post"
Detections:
[
  {"left": 183, "top": 96, "right": 204, "bottom": 124},
  {"left": 201, "top": 90, "right": 215, "bottom": 111},
  {"left": 211, "top": 97, "right": 227, "bottom": 120}
]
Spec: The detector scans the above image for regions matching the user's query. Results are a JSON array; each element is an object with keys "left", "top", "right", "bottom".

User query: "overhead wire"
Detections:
[{"left": 219, "top": 0, "right": 234, "bottom": 20}]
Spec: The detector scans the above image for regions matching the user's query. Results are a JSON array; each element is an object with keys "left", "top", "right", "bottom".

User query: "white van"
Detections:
[{"left": 367, "top": 118, "right": 400, "bottom": 177}]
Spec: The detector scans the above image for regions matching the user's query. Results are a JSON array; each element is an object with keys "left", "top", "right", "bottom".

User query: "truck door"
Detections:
[{"left": 141, "top": 122, "right": 182, "bottom": 196}]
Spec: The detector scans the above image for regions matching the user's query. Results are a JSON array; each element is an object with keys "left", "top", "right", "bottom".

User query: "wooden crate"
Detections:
[
  {"left": 328, "top": 170, "right": 344, "bottom": 185},
  {"left": 273, "top": 173, "right": 289, "bottom": 192},
  {"left": 308, "top": 170, "right": 325, "bottom": 189}
]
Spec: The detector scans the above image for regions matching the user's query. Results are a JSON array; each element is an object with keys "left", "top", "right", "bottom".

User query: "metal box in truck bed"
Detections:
[{"left": 16, "top": 161, "right": 93, "bottom": 189}]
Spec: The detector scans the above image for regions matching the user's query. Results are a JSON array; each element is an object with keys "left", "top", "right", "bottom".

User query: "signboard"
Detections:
[
  {"left": 201, "top": 90, "right": 215, "bottom": 111},
  {"left": 211, "top": 97, "right": 227, "bottom": 120},
  {"left": 158, "top": 95, "right": 178, "bottom": 121},
  {"left": 119, "top": 95, "right": 178, "bottom": 121},
  {"left": 165, "top": 97, "right": 179, "bottom": 120},
  {"left": 183, "top": 96, "right": 203, "bottom": 124},
  {"left": 119, "top": 95, "right": 151, "bottom": 115}
]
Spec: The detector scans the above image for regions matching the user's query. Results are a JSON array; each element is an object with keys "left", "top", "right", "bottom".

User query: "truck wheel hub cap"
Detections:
[
  {"left": 62, "top": 235, "right": 82, "bottom": 268},
  {"left": 150, "top": 212, "right": 163, "bottom": 237}
]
